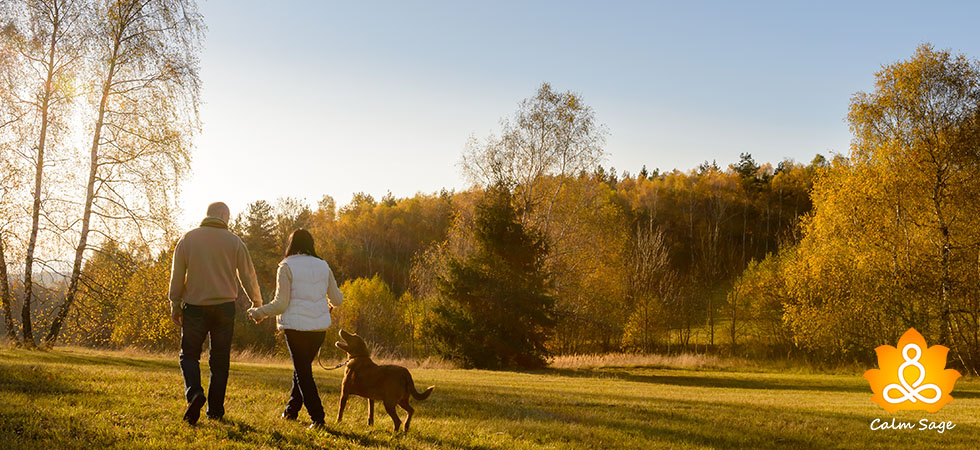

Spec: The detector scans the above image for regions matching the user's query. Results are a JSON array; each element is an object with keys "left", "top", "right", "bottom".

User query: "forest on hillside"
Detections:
[
  {"left": 37, "top": 147, "right": 821, "bottom": 361},
  {"left": 2, "top": 0, "right": 979, "bottom": 373}
]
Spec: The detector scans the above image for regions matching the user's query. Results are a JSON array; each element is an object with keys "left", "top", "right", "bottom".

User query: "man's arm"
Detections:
[
  {"left": 168, "top": 238, "right": 187, "bottom": 326},
  {"left": 236, "top": 240, "right": 263, "bottom": 307},
  {"left": 168, "top": 238, "right": 187, "bottom": 309}
]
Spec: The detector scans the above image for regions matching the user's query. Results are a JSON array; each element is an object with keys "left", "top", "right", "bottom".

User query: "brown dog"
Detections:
[{"left": 335, "top": 329, "right": 434, "bottom": 432}]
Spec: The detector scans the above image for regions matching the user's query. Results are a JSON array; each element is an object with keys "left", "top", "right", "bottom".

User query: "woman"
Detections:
[{"left": 247, "top": 229, "right": 343, "bottom": 429}]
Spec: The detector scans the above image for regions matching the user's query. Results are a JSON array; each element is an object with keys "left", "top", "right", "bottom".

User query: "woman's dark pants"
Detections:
[
  {"left": 179, "top": 302, "right": 235, "bottom": 418},
  {"left": 283, "top": 329, "right": 326, "bottom": 423}
]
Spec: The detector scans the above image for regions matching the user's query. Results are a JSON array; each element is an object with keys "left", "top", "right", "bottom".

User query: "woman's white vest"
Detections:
[{"left": 278, "top": 255, "right": 334, "bottom": 331}]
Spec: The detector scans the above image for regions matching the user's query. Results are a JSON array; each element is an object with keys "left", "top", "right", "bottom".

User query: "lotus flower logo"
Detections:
[{"left": 864, "top": 328, "right": 961, "bottom": 412}]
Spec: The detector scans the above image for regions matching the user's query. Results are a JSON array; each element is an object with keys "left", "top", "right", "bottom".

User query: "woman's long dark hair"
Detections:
[{"left": 284, "top": 229, "right": 319, "bottom": 259}]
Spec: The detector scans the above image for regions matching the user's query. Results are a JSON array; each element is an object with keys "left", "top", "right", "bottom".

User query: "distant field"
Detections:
[{"left": 1, "top": 346, "right": 978, "bottom": 449}]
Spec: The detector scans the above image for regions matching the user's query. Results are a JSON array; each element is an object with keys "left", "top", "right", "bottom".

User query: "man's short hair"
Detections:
[{"left": 207, "top": 202, "right": 230, "bottom": 221}]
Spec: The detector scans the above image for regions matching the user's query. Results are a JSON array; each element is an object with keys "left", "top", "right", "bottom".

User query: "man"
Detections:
[{"left": 168, "top": 202, "right": 262, "bottom": 425}]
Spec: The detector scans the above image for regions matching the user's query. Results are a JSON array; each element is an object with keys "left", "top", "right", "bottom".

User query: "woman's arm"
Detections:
[
  {"left": 326, "top": 266, "right": 343, "bottom": 308},
  {"left": 250, "top": 264, "right": 292, "bottom": 320}
]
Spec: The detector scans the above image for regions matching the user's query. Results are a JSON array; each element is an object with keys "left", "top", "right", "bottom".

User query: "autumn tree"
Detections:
[
  {"left": 622, "top": 222, "right": 676, "bottom": 352},
  {"left": 59, "top": 240, "right": 135, "bottom": 346},
  {"left": 458, "top": 84, "right": 629, "bottom": 353},
  {"left": 111, "top": 249, "right": 180, "bottom": 349},
  {"left": 1, "top": 0, "right": 87, "bottom": 347},
  {"left": 849, "top": 45, "right": 980, "bottom": 355},
  {"left": 461, "top": 82, "right": 605, "bottom": 225},
  {"left": 324, "top": 191, "right": 453, "bottom": 294},
  {"left": 728, "top": 253, "right": 793, "bottom": 355},
  {"left": 0, "top": 73, "right": 19, "bottom": 339},
  {"left": 274, "top": 197, "right": 313, "bottom": 254},
  {"left": 335, "top": 276, "right": 407, "bottom": 355},
  {"left": 770, "top": 45, "right": 980, "bottom": 372},
  {"left": 46, "top": 0, "right": 202, "bottom": 345}
]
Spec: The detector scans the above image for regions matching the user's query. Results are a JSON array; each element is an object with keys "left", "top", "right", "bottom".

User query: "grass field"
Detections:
[{"left": 2, "top": 346, "right": 979, "bottom": 449}]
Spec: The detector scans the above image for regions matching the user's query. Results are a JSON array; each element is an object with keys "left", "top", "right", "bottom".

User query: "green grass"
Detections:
[{"left": 2, "top": 346, "right": 979, "bottom": 449}]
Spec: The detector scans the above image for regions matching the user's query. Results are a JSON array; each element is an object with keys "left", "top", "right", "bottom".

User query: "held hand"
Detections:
[
  {"left": 328, "top": 302, "right": 335, "bottom": 313},
  {"left": 170, "top": 305, "right": 182, "bottom": 327},
  {"left": 247, "top": 308, "right": 265, "bottom": 324}
]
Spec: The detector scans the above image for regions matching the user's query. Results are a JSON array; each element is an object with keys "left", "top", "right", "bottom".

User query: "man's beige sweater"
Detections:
[{"left": 168, "top": 219, "right": 263, "bottom": 309}]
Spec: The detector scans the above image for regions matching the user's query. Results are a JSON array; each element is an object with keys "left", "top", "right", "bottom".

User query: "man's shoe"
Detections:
[
  {"left": 281, "top": 412, "right": 298, "bottom": 421},
  {"left": 183, "top": 393, "right": 206, "bottom": 425},
  {"left": 206, "top": 414, "right": 225, "bottom": 422},
  {"left": 308, "top": 421, "right": 326, "bottom": 430}
]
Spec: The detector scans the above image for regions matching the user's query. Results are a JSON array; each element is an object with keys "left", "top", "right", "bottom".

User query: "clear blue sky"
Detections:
[{"left": 180, "top": 0, "right": 980, "bottom": 227}]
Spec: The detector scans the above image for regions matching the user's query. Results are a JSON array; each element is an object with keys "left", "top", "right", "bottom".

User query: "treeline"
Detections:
[
  {"left": 3, "top": 81, "right": 821, "bottom": 365},
  {"left": 45, "top": 150, "right": 820, "bottom": 362}
]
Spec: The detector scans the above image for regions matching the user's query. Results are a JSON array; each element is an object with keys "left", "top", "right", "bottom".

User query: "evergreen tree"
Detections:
[
  {"left": 232, "top": 200, "right": 280, "bottom": 350},
  {"left": 733, "top": 153, "right": 760, "bottom": 179},
  {"left": 236, "top": 200, "right": 279, "bottom": 293},
  {"left": 432, "top": 184, "right": 554, "bottom": 369}
]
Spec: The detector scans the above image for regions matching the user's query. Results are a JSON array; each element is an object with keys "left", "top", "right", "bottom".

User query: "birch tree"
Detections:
[
  {"left": 45, "top": 0, "right": 201, "bottom": 344},
  {"left": 460, "top": 82, "right": 606, "bottom": 232},
  {"left": 775, "top": 45, "right": 980, "bottom": 372},
  {"left": 0, "top": 22, "right": 21, "bottom": 340},
  {"left": 2, "top": 0, "right": 86, "bottom": 347},
  {"left": 0, "top": 156, "right": 18, "bottom": 341},
  {"left": 847, "top": 44, "right": 980, "bottom": 368}
]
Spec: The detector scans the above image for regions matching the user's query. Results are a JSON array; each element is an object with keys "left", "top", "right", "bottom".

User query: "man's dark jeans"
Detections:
[
  {"left": 180, "top": 302, "right": 235, "bottom": 418},
  {"left": 283, "top": 329, "right": 326, "bottom": 423}
]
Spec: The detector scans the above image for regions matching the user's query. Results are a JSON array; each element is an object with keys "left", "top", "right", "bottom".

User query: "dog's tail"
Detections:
[
  {"left": 412, "top": 385, "right": 435, "bottom": 401},
  {"left": 407, "top": 372, "right": 434, "bottom": 401}
]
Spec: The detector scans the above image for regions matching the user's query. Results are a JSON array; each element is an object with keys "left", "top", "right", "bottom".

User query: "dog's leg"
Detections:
[
  {"left": 337, "top": 394, "right": 348, "bottom": 422},
  {"left": 368, "top": 399, "right": 374, "bottom": 426},
  {"left": 383, "top": 400, "right": 401, "bottom": 432},
  {"left": 398, "top": 398, "right": 414, "bottom": 432}
]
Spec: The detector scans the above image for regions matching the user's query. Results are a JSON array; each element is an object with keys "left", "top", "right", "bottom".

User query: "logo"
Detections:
[{"left": 864, "top": 328, "right": 961, "bottom": 412}]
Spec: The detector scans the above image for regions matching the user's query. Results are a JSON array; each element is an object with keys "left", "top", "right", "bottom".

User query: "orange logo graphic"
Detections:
[{"left": 864, "top": 328, "right": 961, "bottom": 412}]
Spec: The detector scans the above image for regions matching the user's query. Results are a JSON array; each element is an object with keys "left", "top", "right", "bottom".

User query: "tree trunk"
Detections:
[
  {"left": 0, "top": 237, "right": 17, "bottom": 340},
  {"left": 729, "top": 288, "right": 738, "bottom": 355},
  {"left": 741, "top": 200, "right": 747, "bottom": 262},
  {"left": 938, "top": 227, "right": 952, "bottom": 346},
  {"left": 22, "top": 9, "right": 62, "bottom": 347},
  {"left": 45, "top": 33, "right": 121, "bottom": 345}
]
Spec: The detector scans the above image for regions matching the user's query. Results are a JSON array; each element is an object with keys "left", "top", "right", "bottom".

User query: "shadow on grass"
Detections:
[
  {"left": 539, "top": 366, "right": 980, "bottom": 400},
  {"left": 4, "top": 348, "right": 176, "bottom": 372},
  {"left": 228, "top": 416, "right": 495, "bottom": 450},
  {"left": 0, "top": 408, "right": 118, "bottom": 448},
  {"left": 405, "top": 372, "right": 980, "bottom": 449},
  {"left": 0, "top": 362, "right": 86, "bottom": 396},
  {"left": 0, "top": 360, "right": 116, "bottom": 447},
  {"left": 540, "top": 367, "right": 876, "bottom": 394}
]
